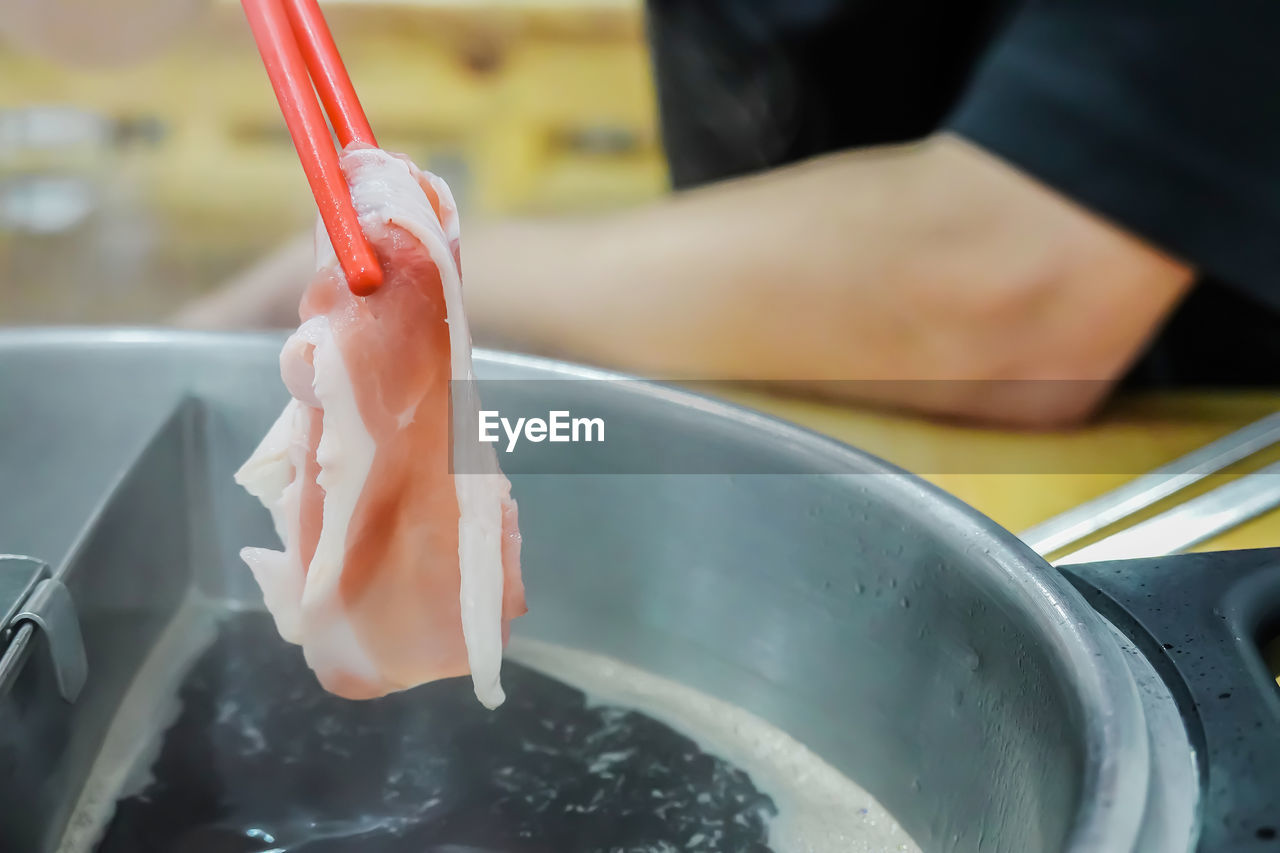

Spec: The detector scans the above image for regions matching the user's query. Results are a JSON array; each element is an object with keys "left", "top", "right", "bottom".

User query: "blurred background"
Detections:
[{"left": 0, "top": 0, "right": 666, "bottom": 324}]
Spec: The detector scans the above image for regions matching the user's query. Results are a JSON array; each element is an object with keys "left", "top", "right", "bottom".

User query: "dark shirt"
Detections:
[{"left": 644, "top": 0, "right": 1280, "bottom": 386}]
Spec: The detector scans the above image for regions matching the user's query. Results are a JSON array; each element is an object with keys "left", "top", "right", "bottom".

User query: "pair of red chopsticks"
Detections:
[{"left": 242, "top": 0, "right": 383, "bottom": 295}]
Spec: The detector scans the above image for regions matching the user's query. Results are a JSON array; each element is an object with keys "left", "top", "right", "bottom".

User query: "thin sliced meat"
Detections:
[{"left": 236, "top": 143, "right": 526, "bottom": 708}]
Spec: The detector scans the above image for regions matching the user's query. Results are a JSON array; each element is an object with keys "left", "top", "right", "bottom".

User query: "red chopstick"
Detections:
[
  {"left": 241, "top": 0, "right": 382, "bottom": 296},
  {"left": 283, "top": 0, "right": 377, "bottom": 148}
]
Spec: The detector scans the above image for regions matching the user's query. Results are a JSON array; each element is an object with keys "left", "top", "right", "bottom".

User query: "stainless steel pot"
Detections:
[{"left": 0, "top": 330, "right": 1274, "bottom": 853}]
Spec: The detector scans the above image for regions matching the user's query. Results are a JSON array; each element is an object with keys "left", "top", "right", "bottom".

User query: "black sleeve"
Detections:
[{"left": 947, "top": 0, "right": 1280, "bottom": 307}]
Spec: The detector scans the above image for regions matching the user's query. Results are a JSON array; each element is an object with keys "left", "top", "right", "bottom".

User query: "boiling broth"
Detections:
[{"left": 60, "top": 601, "right": 916, "bottom": 853}]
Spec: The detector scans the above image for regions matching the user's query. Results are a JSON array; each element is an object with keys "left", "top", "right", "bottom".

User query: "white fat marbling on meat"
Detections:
[
  {"left": 240, "top": 146, "right": 509, "bottom": 706},
  {"left": 279, "top": 318, "right": 326, "bottom": 408},
  {"left": 234, "top": 400, "right": 297, "bottom": 541},
  {"left": 235, "top": 400, "right": 307, "bottom": 643},
  {"left": 298, "top": 315, "right": 381, "bottom": 686},
  {"left": 342, "top": 146, "right": 508, "bottom": 709}
]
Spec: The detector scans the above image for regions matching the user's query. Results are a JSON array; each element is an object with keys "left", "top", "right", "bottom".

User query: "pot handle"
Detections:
[{"left": 1061, "top": 549, "right": 1280, "bottom": 852}]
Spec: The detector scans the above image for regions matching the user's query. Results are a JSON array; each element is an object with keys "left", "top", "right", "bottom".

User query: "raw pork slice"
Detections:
[{"left": 235, "top": 144, "right": 526, "bottom": 708}]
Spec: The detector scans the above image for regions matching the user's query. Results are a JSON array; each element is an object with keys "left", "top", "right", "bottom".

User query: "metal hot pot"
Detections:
[{"left": 0, "top": 329, "right": 1276, "bottom": 852}]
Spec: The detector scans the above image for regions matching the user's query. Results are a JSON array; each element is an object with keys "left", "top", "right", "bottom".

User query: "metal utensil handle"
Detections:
[
  {"left": 1020, "top": 412, "right": 1280, "bottom": 555},
  {"left": 1055, "top": 461, "right": 1280, "bottom": 565}
]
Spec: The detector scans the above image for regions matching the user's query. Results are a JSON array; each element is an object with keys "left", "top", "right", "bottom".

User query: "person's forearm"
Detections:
[
  {"left": 462, "top": 135, "right": 1193, "bottom": 424},
  {"left": 174, "top": 134, "right": 1193, "bottom": 425}
]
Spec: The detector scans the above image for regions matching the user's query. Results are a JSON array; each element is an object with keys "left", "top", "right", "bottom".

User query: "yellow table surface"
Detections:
[{"left": 732, "top": 388, "right": 1280, "bottom": 680}]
